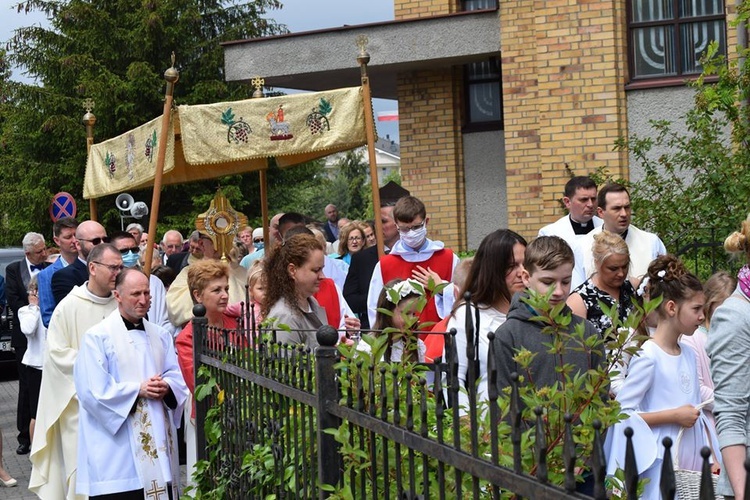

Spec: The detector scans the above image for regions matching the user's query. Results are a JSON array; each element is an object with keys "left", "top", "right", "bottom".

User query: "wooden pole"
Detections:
[
  {"left": 144, "top": 53, "right": 179, "bottom": 275},
  {"left": 259, "top": 169, "right": 270, "bottom": 247},
  {"left": 357, "top": 36, "right": 384, "bottom": 258},
  {"left": 83, "top": 102, "right": 97, "bottom": 221}
]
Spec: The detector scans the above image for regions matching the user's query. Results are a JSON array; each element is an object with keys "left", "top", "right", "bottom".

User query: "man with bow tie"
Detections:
[{"left": 5, "top": 232, "right": 48, "bottom": 456}]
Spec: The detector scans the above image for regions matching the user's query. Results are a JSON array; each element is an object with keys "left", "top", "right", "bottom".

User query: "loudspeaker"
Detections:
[
  {"left": 130, "top": 201, "right": 149, "bottom": 219},
  {"left": 115, "top": 193, "right": 134, "bottom": 212}
]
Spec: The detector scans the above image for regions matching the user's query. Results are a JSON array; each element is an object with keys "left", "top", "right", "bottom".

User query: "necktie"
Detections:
[{"left": 30, "top": 264, "right": 44, "bottom": 272}]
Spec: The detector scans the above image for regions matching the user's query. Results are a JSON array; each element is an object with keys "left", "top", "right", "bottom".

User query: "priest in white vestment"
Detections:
[
  {"left": 166, "top": 233, "right": 247, "bottom": 328},
  {"left": 74, "top": 269, "right": 188, "bottom": 499},
  {"left": 30, "top": 244, "right": 122, "bottom": 500},
  {"left": 572, "top": 184, "right": 666, "bottom": 289}
]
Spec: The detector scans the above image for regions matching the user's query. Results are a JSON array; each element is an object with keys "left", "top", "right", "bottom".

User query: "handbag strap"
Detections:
[{"left": 674, "top": 398, "right": 718, "bottom": 469}]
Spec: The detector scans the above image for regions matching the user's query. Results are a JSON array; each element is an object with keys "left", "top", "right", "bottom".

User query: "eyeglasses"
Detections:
[
  {"left": 79, "top": 236, "right": 111, "bottom": 245},
  {"left": 348, "top": 236, "right": 363, "bottom": 242},
  {"left": 397, "top": 222, "right": 425, "bottom": 233},
  {"left": 118, "top": 247, "right": 140, "bottom": 255},
  {"left": 92, "top": 261, "right": 124, "bottom": 273},
  {"left": 165, "top": 244, "right": 181, "bottom": 250},
  {"left": 253, "top": 238, "right": 264, "bottom": 243}
]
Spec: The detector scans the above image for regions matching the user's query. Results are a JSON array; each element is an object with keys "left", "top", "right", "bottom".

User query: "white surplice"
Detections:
[{"left": 74, "top": 309, "right": 188, "bottom": 497}]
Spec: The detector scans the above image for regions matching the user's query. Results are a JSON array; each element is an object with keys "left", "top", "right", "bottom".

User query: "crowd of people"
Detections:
[{"left": 0, "top": 176, "right": 749, "bottom": 499}]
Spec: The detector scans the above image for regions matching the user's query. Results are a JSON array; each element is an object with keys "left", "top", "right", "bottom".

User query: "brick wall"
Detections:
[
  {"left": 394, "top": 0, "right": 466, "bottom": 250},
  {"left": 502, "top": 0, "right": 629, "bottom": 240},
  {"left": 396, "top": 68, "right": 466, "bottom": 250},
  {"left": 395, "top": 0, "right": 456, "bottom": 20}
]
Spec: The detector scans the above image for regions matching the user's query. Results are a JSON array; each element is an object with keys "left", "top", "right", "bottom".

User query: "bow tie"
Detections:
[{"left": 30, "top": 264, "right": 44, "bottom": 272}]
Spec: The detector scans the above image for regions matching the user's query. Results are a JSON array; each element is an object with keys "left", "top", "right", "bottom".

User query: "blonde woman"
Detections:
[{"left": 567, "top": 230, "right": 638, "bottom": 338}]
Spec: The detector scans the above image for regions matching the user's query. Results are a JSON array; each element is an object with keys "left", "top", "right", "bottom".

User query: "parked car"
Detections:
[{"left": 0, "top": 248, "right": 26, "bottom": 368}]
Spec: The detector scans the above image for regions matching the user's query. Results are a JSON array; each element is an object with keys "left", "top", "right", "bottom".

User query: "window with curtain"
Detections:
[
  {"left": 462, "top": 0, "right": 497, "bottom": 9},
  {"left": 629, "top": 0, "right": 726, "bottom": 79},
  {"left": 465, "top": 59, "right": 503, "bottom": 127}
]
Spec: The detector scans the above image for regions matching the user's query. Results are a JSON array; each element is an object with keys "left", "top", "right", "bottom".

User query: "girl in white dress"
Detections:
[
  {"left": 363, "top": 279, "right": 427, "bottom": 363},
  {"left": 605, "top": 255, "right": 721, "bottom": 499}
]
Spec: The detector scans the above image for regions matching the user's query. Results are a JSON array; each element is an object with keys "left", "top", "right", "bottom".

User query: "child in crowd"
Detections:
[
  {"left": 681, "top": 271, "right": 735, "bottom": 429},
  {"left": 493, "top": 235, "right": 602, "bottom": 393},
  {"left": 363, "top": 278, "right": 426, "bottom": 363},
  {"left": 226, "top": 260, "right": 266, "bottom": 342},
  {"left": 605, "top": 255, "right": 720, "bottom": 499}
]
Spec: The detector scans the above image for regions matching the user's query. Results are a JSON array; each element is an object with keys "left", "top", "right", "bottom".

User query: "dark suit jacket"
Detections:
[
  {"left": 51, "top": 258, "right": 88, "bottom": 305},
  {"left": 166, "top": 252, "right": 191, "bottom": 275},
  {"left": 6, "top": 259, "right": 47, "bottom": 348},
  {"left": 342, "top": 246, "right": 380, "bottom": 331},
  {"left": 322, "top": 222, "right": 337, "bottom": 243}
]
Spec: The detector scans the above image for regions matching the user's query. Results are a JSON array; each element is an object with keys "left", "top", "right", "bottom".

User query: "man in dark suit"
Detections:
[
  {"left": 343, "top": 205, "right": 400, "bottom": 330},
  {"left": 165, "top": 230, "right": 206, "bottom": 274},
  {"left": 323, "top": 204, "right": 340, "bottom": 243},
  {"left": 51, "top": 220, "right": 108, "bottom": 305},
  {"left": 6, "top": 232, "right": 48, "bottom": 455}
]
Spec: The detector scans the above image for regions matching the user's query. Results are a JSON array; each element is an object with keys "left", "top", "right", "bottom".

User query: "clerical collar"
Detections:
[
  {"left": 568, "top": 215, "right": 592, "bottom": 235},
  {"left": 121, "top": 316, "right": 144, "bottom": 331}
]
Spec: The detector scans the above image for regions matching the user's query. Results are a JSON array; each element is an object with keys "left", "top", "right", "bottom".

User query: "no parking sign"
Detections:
[{"left": 49, "top": 192, "right": 77, "bottom": 222}]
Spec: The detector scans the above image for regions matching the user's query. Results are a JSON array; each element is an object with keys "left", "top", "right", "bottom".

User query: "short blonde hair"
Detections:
[
  {"left": 187, "top": 260, "right": 229, "bottom": 301},
  {"left": 592, "top": 230, "right": 630, "bottom": 269}
]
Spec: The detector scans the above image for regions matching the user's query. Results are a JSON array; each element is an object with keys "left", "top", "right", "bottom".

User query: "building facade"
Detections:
[{"left": 223, "top": 0, "right": 734, "bottom": 250}]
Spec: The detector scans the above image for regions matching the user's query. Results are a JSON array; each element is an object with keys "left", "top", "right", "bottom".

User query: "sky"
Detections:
[{"left": 0, "top": 0, "right": 399, "bottom": 141}]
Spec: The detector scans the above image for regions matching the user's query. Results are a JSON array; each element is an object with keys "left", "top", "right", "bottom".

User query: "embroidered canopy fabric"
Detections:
[{"left": 83, "top": 87, "right": 367, "bottom": 199}]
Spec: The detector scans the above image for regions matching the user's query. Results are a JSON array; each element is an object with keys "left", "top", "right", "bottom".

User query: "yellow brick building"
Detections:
[{"left": 223, "top": 0, "right": 732, "bottom": 250}]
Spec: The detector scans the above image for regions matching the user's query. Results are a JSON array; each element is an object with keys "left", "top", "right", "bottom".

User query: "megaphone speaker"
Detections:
[
  {"left": 130, "top": 202, "right": 149, "bottom": 219},
  {"left": 115, "top": 193, "right": 134, "bottom": 212}
]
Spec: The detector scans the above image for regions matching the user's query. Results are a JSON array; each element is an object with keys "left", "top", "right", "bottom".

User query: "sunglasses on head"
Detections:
[{"left": 79, "top": 236, "right": 111, "bottom": 245}]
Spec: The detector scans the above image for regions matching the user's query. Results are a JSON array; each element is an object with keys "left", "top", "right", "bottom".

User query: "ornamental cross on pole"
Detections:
[{"left": 145, "top": 479, "right": 167, "bottom": 500}]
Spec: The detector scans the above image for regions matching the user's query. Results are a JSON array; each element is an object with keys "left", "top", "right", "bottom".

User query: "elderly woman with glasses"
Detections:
[{"left": 331, "top": 221, "right": 367, "bottom": 265}]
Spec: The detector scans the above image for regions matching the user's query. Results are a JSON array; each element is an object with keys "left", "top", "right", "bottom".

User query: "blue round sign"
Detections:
[{"left": 49, "top": 192, "right": 77, "bottom": 222}]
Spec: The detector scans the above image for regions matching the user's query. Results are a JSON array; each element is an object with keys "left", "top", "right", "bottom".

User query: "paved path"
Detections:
[
  {"left": 0, "top": 370, "right": 36, "bottom": 499},
  {"left": 0, "top": 370, "right": 189, "bottom": 499}
]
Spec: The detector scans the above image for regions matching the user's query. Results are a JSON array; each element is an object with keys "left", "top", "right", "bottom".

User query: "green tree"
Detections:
[
  {"left": 327, "top": 149, "right": 371, "bottom": 220},
  {"left": 0, "top": 0, "right": 285, "bottom": 245},
  {"left": 613, "top": 27, "right": 750, "bottom": 277}
]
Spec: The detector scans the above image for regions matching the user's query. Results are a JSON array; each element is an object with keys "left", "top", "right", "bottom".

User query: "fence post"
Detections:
[
  {"left": 192, "top": 304, "right": 208, "bottom": 461},
  {"left": 315, "top": 325, "right": 342, "bottom": 498}
]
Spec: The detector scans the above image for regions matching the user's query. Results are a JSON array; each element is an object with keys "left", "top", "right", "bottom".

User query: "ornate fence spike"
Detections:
[
  {"left": 405, "top": 373, "right": 414, "bottom": 432},
  {"left": 563, "top": 413, "right": 576, "bottom": 493},
  {"left": 535, "top": 406, "right": 549, "bottom": 484},
  {"left": 591, "top": 419, "right": 607, "bottom": 500},
  {"left": 356, "top": 360, "right": 365, "bottom": 412},
  {"left": 510, "top": 372, "right": 523, "bottom": 474},
  {"left": 659, "top": 436, "right": 676, "bottom": 500},
  {"left": 368, "top": 363, "right": 376, "bottom": 417},
  {"left": 624, "top": 427, "right": 639, "bottom": 500},
  {"left": 699, "top": 446, "right": 715, "bottom": 499}
]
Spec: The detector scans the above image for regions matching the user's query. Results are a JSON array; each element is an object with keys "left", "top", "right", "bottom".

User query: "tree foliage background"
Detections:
[
  {"left": 592, "top": 8, "right": 750, "bottom": 278},
  {"left": 0, "top": 0, "right": 355, "bottom": 245}
]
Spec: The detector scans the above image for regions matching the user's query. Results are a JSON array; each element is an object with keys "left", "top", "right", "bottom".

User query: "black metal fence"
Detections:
[{"left": 191, "top": 301, "right": 739, "bottom": 499}]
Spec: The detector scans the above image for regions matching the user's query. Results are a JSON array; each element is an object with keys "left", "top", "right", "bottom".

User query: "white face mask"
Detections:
[{"left": 399, "top": 224, "right": 427, "bottom": 250}]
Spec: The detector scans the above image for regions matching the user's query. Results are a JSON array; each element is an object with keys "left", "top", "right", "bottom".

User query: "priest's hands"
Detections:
[{"left": 139, "top": 375, "right": 170, "bottom": 400}]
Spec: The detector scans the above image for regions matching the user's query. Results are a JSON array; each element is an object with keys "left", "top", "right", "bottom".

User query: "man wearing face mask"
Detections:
[
  {"left": 366, "top": 196, "right": 459, "bottom": 329},
  {"left": 109, "top": 231, "right": 174, "bottom": 336}
]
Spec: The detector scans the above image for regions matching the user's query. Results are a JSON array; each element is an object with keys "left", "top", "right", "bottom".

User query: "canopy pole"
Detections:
[
  {"left": 357, "top": 36, "right": 384, "bottom": 258},
  {"left": 259, "top": 168, "right": 270, "bottom": 248},
  {"left": 144, "top": 53, "right": 180, "bottom": 275},
  {"left": 83, "top": 100, "right": 97, "bottom": 221}
]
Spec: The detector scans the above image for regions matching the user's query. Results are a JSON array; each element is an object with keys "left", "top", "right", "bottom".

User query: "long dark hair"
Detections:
[{"left": 457, "top": 229, "right": 527, "bottom": 310}]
